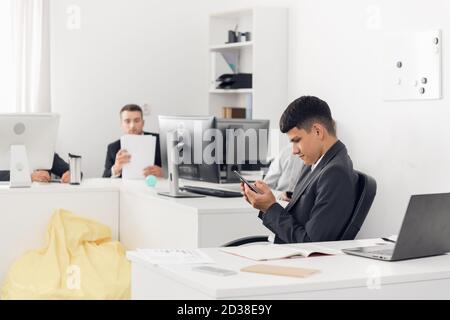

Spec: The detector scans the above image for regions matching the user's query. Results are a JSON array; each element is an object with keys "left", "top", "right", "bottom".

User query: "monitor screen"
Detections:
[{"left": 216, "top": 118, "right": 270, "bottom": 166}]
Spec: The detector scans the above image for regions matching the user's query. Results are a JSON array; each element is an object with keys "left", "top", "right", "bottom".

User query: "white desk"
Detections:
[
  {"left": 119, "top": 179, "right": 270, "bottom": 249},
  {"left": 0, "top": 180, "right": 120, "bottom": 282},
  {"left": 127, "top": 239, "right": 450, "bottom": 300},
  {"left": 0, "top": 178, "right": 267, "bottom": 283}
]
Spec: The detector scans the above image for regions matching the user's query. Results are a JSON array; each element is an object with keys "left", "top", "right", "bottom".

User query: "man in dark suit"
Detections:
[
  {"left": 103, "top": 104, "right": 162, "bottom": 178},
  {"left": 0, "top": 153, "right": 71, "bottom": 183},
  {"left": 241, "top": 96, "right": 358, "bottom": 244}
]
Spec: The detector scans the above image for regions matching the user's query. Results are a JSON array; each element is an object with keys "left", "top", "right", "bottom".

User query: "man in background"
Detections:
[
  {"left": 103, "top": 104, "right": 162, "bottom": 178},
  {"left": 0, "top": 153, "right": 70, "bottom": 183},
  {"left": 264, "top": 144, "right": 304, "bottom": 200}
]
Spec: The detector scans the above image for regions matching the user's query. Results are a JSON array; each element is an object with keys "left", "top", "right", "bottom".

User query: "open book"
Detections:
[{"left": 220, "top": 244, "right": 342, "bottom": 261}]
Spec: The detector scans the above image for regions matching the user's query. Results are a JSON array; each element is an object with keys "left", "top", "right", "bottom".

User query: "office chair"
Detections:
[
  {"left": 222, "top": 171, "right": 377, "bottom": 247},
  {"left": 339, "top": 171, "right": 377, "bottom": 240}
]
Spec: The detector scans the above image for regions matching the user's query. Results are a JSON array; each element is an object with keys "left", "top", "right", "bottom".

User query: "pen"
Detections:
[{"left": 381, "top": 237, "right": 396, "bottom": 243}]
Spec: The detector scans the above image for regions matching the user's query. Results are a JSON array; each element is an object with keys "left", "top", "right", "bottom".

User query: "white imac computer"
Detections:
[{"left": 0, "top": 113, "right": 60, "bottom": 188}]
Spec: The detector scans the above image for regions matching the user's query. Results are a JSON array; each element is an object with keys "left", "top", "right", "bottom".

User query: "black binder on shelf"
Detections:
[{"left": 216, "top": 73, "right": 252, "bottom": 89}]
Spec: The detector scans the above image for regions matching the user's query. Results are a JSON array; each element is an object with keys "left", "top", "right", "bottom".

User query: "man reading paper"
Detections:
[{"left": 103, "top": 104, "right": 162, "bottom": 178}]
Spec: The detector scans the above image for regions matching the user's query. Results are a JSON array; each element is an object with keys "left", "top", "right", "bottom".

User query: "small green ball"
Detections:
[{"left": 145, "top": 175, "right": 157, "bottom": 187}]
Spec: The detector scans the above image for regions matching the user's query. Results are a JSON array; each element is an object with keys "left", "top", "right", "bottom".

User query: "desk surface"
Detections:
[
  {"left": 0, "top": 178, "right": 265, "bottom": 214},
  {"left": 0, "top": 176, "right": 285, "bottom": 214},
  {"left": 127, "top": 239, "right": 450, "bottom": 299},
  {"left": 121, "top": 178, "right": 274, "bottom": 215},
  {"left": 0, "top": 179, "right": 286, "bottom": 214},
  {"left": 13, "top": 177, "right": 279, "bottom": 215},
  {"left": 0, "top": 177, "right": 268, "bottom": 283},
  {"left": 0, "top": 179, "right": 120, "bottom": 194}
]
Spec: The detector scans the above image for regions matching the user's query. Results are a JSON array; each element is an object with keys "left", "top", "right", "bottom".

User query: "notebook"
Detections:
[{"left": 220, "top": 244, "right": 341, "bottom": 261}]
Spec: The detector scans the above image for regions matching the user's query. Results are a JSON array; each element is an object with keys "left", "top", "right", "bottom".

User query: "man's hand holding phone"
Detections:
[{"left": 240, "top": 180, "right": 277, "bottom": 213}]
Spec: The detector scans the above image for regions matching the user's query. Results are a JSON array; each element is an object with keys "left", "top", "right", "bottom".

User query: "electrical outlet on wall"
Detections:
[
  {"left": 383, "top": 30, "right": 442, "bottom": 101},
  {"left": 141, "top": 103, "right": 151, "bottom": 116}
]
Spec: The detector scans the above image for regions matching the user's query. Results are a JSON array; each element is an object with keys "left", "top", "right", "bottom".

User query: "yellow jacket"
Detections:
[{"left": 1, "top": 209, "right": 130, "bottom": 299}]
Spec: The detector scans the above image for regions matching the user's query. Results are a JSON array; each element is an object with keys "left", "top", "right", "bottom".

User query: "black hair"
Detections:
[{"left": 279, "top": 96, "right": 336, "bottom": 135}]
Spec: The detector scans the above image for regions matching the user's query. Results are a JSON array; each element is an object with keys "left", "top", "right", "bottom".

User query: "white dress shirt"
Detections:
[
  {"left": 311, "top": 154, "right": 324, "bottom": 172},
  {"left": 263, "top": 144, "right": 304, "bottom": 192}
]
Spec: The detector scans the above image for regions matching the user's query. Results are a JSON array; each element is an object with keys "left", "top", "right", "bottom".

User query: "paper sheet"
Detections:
[
  {"left": 120, "top": 134, "right": 156, "bottom": 180},
  {"left": 135, "top": 248, "right": 214, "bottom": 265}
]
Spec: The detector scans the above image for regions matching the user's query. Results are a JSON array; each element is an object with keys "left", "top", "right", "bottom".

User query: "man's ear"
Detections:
[{"left": 312, "top": 123, "right": 325, "bottom": 139}]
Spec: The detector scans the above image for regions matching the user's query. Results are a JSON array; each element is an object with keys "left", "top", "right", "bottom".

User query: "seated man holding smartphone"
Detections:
[{"left": 240, "top": 96, "right": 358, "bottom": 244}]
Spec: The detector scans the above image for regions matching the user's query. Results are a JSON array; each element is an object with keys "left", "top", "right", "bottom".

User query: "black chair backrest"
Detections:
[
  {"left": 340, "top": 171, "right": 377, "bottom": 240},
  {"left": 222, "top": 235, "right": 269, "bottom": 247}
]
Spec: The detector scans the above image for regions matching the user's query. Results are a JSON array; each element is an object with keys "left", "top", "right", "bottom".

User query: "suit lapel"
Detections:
[
  {"left": 286, "top": 165, "right": 317, "bottom": 211},
  {"left": 285, "top": 140, "right": 346, "bottom": 211}
]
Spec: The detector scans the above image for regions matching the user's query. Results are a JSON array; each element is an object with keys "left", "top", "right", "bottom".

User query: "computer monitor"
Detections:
[
  {"left": 0, "top": 113, "right": 59, "bottom": 187},
  {"left": 216, "top": 118, "right": 270, "bottom": 170},
  {"left": 158, "top": 115, "right": 220, "bottom": 183}
]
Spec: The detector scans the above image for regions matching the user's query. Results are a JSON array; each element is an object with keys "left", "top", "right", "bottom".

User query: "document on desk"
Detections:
[
  {"left": 221, "top": 244, "right": 341, "bottom": 261},
  {"left": 120, "top": 134, "right": 156, "bottom": 180},
  {"left": 135, "top": 248, "right": 214, "bottom": 265}
]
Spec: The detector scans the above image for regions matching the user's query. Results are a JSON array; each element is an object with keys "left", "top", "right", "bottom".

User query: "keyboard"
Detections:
[{"left": 180, "top": 185, "right": 243, "bottom": 198}]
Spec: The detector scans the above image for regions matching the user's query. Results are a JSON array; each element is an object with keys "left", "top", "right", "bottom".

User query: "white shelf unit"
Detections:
[
  {"left": 210, "top": 41, "right": 254, "bottom": 52},
  {"left": 208, "top": 7, "right": 288, "bottom": 122},
  {"left": 209, "top": 88, "right": 253, "bottom": 94}
]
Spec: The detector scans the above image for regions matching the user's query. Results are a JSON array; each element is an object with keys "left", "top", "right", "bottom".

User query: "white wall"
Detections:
[
  {"left": 50, "top": 0, "right": 291, "bottom": 178},
  {"left": 285, "top": 0, "right": 450, "bottom": 238},
  {"left": 51, "top": 0, "right": 450, "bottom": 238},
  {"left": 50, "top": 0, "right": 212, "bottom": 177}
]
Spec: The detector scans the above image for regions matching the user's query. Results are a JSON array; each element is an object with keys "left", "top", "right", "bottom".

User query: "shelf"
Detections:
[
  {"left": 209, "top": 41, "right": 253, "bottom": 52},
  {"left": 208, "top": 7, "right": 287, "bottom": 127},
  {"left": 210, "top": 8, "right": 253, "bottom": 19},
  {"left": 210, "top": 89, "right": 253, "bottom": 94}
]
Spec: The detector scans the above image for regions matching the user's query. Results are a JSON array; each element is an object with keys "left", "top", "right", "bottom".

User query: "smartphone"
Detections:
[
  {"left": 233, "top": 170, "right": 261, "bottom": 194},
  {"left": 192, "top": 266, "right": 237, "bottom": 276}
]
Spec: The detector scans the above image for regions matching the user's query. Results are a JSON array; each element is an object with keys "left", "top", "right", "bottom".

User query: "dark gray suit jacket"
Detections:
[{"left": 260, "top": 140, "right": 358, "bottom": 244}]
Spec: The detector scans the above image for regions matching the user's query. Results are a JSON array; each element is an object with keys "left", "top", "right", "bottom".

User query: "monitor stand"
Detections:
[
  {"left": 158, "top": 130, "right": 204, "bottom": 198},
  {"left": 9, "top": 145, "right": 32, "bottom": 188}
]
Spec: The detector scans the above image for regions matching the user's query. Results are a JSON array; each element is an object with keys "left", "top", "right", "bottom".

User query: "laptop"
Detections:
[{"left": 343, "top": 192, "right": 450, "bottom": 261}]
